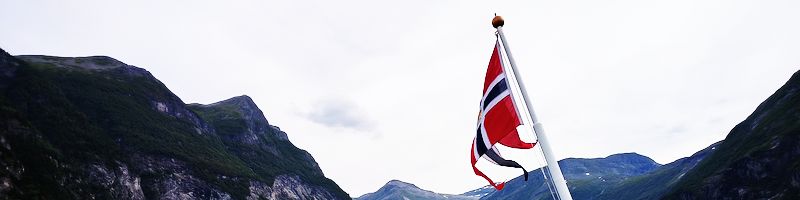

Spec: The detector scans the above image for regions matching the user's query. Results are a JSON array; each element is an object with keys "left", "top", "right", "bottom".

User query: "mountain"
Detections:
[
  {"left": 477, "top": 70, "right": 800, "bottom": 199},
  {"left": 369, "top": 144, "right": 715, "bottom": 200},
  {"left": 355, "top": 153, "right": 666, "bottom": 200},
  {"left": 480, "top": 153, "right": 661, "bottom": 199},
  {"left": 460, "top": 185, "right": 494, "bottom": 198},
  {"left": 596, "top": 141, "right": 720, "bottom": 199},
  {"left": 355, "top": 180, "right": 478, "bottom": 200},
  {"left": 0, "top": 48, "right": 348, "bottom": 199},
  {"left": 663, "top": 70, "right": 800, "bottom": 199},
  {"left": 353, "top": 69, "right": 800, "bottom": 199}
]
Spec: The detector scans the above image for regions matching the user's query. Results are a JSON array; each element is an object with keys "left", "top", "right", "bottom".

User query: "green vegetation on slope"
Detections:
[
  {"left": 188, "top": 103, "right": 349, "bottom": 199},
  {"left": 2, "top": 60, "right": 260, "bottom": 197}
]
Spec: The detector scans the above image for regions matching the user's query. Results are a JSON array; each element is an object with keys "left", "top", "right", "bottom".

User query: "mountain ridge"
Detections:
[
  {"left": 479, "top": 152, "right": 662, "bottom": 199},
  {"left": 368, "top": 70, "right": 800, "bottom": 200},
  {"left": 664, "top": 70, "right": 800, "bottom": 199},
  {"left": 356, "top": 152, "right": 664, "bottom": 200},
  {"left": 356, "top": 180, "right": 478, "bottom": 200},
  {"left": 0, "top": 48, "right": 348, "bottom": 199},
  {"left": 595, "top": 141, "right": 721, "bottom": 199}
]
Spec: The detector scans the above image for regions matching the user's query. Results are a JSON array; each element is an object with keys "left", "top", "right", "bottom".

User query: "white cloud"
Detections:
[{"left": 306, "top": 99, "right": 376, "bottom": 133}]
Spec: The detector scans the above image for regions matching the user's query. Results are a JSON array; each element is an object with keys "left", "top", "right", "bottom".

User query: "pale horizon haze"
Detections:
[{"left": 2, "top": 0, "right": 799, "bottom": 197}]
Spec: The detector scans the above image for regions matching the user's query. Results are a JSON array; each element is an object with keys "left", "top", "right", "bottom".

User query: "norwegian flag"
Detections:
[{"left": 471, "top": 41, "right": 537, "bottom": 190}]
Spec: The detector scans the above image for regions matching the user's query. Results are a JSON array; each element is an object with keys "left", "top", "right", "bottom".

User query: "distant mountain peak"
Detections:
[
  {"left": 604, "top": 152, "right": 661, "bottom": 164},
  {"left": 386, "top": 179, "right": 414, "bottom": 186},
  {"left": 210, "top": 95, "right": 257, "bottom": 107},
  {"left": 564, "top": 152, "right": 653, "bottom": 162},
  {"left": 606, "top": 152, "right": 644, "bottom": 157},
  {"left": 199, "top": 95, "right": 272, "bottom": 128},
  {"left": 378, "top": 179, "right": 422, "bottom": 191},
  {"left": 190, "top": 95, "right": 290, "bottom": 142},
  {"left": 557, "top": 152, "right": 661, "bottom": 181},
  {"left": 357, "top": 180, "right": 478, "bottom": 200}
]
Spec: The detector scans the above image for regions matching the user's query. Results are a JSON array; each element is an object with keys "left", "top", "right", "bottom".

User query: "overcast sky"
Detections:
[{"left": 2, "top": 0, "right": 799, "bottom": 197}]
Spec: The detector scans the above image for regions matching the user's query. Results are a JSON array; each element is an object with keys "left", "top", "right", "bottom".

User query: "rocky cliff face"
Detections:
[
  {"left": 0, "top": 48, "right": 348, "bottom": 199},
  {"left": 188, "top": 96, "right": 339, "bottom": 199},
  {"left": 665, "top": 70, "right": 800, "bottom": 199}
]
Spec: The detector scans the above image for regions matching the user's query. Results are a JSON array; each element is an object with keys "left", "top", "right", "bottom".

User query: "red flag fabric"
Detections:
[{"left": 470, "top": 41, "right": 537, "bottom": 190}]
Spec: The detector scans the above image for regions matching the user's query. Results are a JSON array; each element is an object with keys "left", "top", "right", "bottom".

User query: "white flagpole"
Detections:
[{"left": 493, "top": 16, "right": 574, "bottom": 200}]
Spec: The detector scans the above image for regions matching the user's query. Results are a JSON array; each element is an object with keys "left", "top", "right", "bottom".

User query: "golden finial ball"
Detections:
[{"left": 492, "top": 16, "right": 505, "bottom": 28}]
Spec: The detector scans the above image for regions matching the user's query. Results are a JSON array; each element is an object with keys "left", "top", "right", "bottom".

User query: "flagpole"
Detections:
[{"left": 493, "top": 16, "right": 574, "bottom": 200}]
